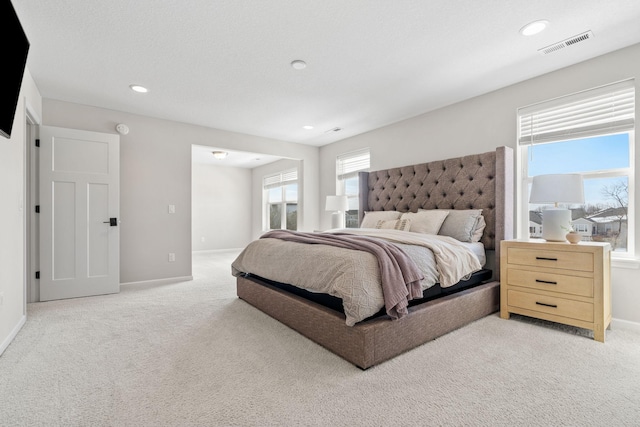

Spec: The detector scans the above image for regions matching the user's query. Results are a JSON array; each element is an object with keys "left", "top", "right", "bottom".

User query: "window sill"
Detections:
[{"left": 612, "top": 257, "right": 640, "bottom": 269}]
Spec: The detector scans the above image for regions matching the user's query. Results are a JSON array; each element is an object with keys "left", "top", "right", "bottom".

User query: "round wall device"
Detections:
[{"left": 116, "top": 123, "right": 129, "bottom": 135}]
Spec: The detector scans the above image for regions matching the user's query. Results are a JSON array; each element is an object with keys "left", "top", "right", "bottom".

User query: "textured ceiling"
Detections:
[{"left": 12, "top": 0, "right": 640, "bottom": 146}]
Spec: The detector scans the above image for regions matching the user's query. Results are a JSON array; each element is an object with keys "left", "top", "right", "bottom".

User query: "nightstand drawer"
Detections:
[
  {"left": 508, "top": 289, "right": 594, "bottom": 322},
  {"left": 507, "top": 248, "right": 593, "bottom": 272},
  {"left": 506, "top": 268, "right": 593, "bottom": 297}
]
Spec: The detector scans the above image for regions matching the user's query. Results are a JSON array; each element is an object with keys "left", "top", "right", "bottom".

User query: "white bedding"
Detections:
[
  {"left": 232, "top": 229, "right": 483, "bottom": 326},
  {"left": 461, "top": 242, "right": 486, "bottom": 267}
]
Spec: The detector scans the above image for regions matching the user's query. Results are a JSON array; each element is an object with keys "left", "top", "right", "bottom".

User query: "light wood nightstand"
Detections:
[{"left": 500, "top": 239, "right": 611, "bottom": 342}]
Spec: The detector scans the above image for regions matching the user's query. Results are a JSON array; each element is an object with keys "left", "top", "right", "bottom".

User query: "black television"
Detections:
[{"left": 1, "top": 0, "right": 30, "bottom": 139}]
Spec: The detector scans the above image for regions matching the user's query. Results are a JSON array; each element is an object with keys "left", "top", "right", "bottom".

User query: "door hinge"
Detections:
[
  {"left": 35, "top": 139, "right": 40, "bottom": 147},
  {"left": 35, "top": 205, "right": 40, "bottom": 213},
  {"left": 35, "top": 271, "right": 40, "bottom": 279}
]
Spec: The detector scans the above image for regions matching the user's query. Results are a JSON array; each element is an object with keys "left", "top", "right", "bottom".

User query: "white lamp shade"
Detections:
[
  {"left": 325, "top": 195, "right": 349, "bottom": 212},
  {"left": 529, "top": 174, "right": 584, "bottom": 205}
]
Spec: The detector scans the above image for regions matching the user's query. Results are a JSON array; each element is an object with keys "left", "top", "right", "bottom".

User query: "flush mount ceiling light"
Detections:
[
  {"left": 302, "top": 125, "right": 314, "bottom": 130},
  {"left": 212, "top": 151, "right": 228, "bottom": 160},
  {"left": 520, "top": 20, "right": 549, "bottom": 36},
  {"left": 129, "top": 84, "right": 148, "bottom": 93},
  {"left": 291, "top": 60, "right": 307, "bottom": 70}
]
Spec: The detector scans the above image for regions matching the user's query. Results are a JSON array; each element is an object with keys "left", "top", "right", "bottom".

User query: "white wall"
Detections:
[
  {"left": 0, "top": 69, "right": 42, "bottom": 354},
  {"left": 42, "top": 99, "right": 319, "bottom": 284},
  {"left": 319, "top": 43, "right": 640, "bottom": 325},
  {"left": 192, "top": 162, "right": 251, "bottom": 251}
]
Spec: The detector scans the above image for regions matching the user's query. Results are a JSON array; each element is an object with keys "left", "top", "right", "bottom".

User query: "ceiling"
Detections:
[
  {"left": 12, "top": 0, "right": 640, "bottom": 147},
  {"left": 191, "top": 144, "right": 283, "bottom": 168}
]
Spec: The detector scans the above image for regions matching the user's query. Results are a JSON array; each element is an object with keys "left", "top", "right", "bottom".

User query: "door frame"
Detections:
[{"left": 24, "top": 104, "right": 40, "bottom": 303}]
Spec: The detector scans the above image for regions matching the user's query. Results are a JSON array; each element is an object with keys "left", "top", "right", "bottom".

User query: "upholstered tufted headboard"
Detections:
[{"left": 358, "top": 146, "right": 513, "bottom": 278}]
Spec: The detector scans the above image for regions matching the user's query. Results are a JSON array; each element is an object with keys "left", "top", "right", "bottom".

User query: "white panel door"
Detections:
[{"left": 39, "top": 126, "right": 120, "bottom": 301}]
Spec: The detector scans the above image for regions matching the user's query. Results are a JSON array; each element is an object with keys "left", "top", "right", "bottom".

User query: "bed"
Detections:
[{"left": 233, "top": 146, "right": 513, "bottom": 369}]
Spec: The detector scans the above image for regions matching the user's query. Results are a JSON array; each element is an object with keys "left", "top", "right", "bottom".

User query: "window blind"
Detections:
[
  {"left": 336, "top": 148, "right": 370, "bottom": 181},
  {"left": 263, "top": 169, "right": 297, "bottom": 189},
  {"left": 518, "top": 79, "right": 635, "bottom": 145}
]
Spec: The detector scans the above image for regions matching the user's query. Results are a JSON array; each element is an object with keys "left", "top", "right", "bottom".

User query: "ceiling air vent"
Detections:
[
  {"left": 325, "top": 127, "right": 342, "bottom": 133},
  {"left": 538, "top": 30, "right": 594, "bottom": 55}
]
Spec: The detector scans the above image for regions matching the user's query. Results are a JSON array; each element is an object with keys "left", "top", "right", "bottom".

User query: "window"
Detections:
[
  {"left": 518, "top": 79, "right": 635, "bottom": 255},
  {"left": 263, "top": 169, "right": 298, "bottom": 231},
  {"left": 336, "top": 148, "right": 370, "bottom": 228},
  {"left": 574, "top": 223, "right": 589, "bottom": 233}
]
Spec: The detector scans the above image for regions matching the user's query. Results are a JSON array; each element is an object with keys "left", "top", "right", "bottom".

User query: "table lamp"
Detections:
[
  {"left": 529, "top": 174, "right": 584, "bottom": 242},
  {"left": 325, "top": 195, "right": 349, "bottom": 229}
]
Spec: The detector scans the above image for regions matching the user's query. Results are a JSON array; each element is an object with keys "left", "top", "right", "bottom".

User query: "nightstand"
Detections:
[{"left": 500, "top": 239, "right": 611, "bottom": 342}]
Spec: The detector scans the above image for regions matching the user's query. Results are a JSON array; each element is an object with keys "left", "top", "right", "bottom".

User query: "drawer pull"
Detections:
[
  {"left": 536, "top": 301, "right": 558, "bottom": 308},
  {"left": 536, "top": 256, "right": 558, "bottom": 261},
  {"left": 535, "top": 279, "right": 558, "bottom": 285}
]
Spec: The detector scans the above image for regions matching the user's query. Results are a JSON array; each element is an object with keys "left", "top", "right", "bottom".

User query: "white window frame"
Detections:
[
  {"left": 336, "top": 148, "right": 370, "bottom": 228},
  {"left": 516, "top": 79, "right": 635, "bottom": 259},
  {"left": 263, "top": 168, "right": 298, "bottom": 231}
]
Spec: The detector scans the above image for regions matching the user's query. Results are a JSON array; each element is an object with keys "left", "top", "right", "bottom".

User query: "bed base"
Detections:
[{"left": 237, "top": 275, "right": 499, "bottom": 369}]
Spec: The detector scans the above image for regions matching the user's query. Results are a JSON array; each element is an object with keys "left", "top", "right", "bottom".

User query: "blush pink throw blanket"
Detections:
[{"left": 261, "top": 230, "right": 424, "bottom": 320}]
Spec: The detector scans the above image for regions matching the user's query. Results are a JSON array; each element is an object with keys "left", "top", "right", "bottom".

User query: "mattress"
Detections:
[
  {"left": 232, "top": 229, "right": 485, "bottom": 325},
  {"left": 242, "top": 267, "right": 492, "bottom": 320}
]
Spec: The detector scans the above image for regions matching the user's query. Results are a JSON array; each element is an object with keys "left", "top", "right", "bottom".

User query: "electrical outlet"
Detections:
[
  {"left": 168, "top": 204, "right": 176, "bottom": 214},
  {"left": 201, "top": 237, "right": 205, "bottom": 243},
  {"left": 168, "top": 253, "right": 175, "bottom": 262},
  {"left": 0, "top": 292, "right": 4, "bottom": 307}
]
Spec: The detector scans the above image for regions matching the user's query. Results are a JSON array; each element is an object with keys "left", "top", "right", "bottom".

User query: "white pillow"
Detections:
[
  {"left": 374, "top": 218, "right": 412, "bottom": 231},
  {"left": 400, "top": 210, "right": 449, "bottom": 234},
  {"left": 429, "top": 209, "right": 484, "bottom": 242},
  {"left": 361, "top": 211, "right": 402, "bottom": 228}
]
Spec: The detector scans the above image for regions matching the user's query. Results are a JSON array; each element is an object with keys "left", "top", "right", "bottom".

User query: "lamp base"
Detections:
[
  {"left": 542, "top": 209, "right": 571, "bottom": 242},
  {"left": 331, "top": 212, "right": 345, "bottom": 229}
]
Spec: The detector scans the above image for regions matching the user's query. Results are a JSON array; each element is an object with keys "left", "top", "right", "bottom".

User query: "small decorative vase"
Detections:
[{"left": 566, "top": 232, "right": 581, "bottom": 244}]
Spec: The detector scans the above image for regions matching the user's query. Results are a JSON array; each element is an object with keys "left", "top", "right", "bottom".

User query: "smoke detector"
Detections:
[
  {"left": 539, "top": 31, "right": 594, "bottom": 55},
  {"left": 115, "top": 123, "right": 129, "bottom": 135}
]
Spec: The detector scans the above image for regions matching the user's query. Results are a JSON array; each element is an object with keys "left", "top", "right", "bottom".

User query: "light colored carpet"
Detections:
[{"left": 1, "top": 249, "right": 639, "bottom": 426}]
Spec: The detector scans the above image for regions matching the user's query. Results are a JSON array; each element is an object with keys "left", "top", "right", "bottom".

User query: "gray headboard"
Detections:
[{"left": 358, "top": 146, "right": 513, "bottom": 278}]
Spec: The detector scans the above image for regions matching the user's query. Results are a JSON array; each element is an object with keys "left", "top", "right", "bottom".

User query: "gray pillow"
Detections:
[
  {"left": 471, "top": 214, "right": 486, "bottom": 242},
  {"left": 423, "top": 209, "right": 484, "bottom": 242}
]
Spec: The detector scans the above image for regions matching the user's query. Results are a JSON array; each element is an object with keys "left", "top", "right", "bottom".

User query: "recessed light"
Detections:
[
  {"left": 291, "top": 60, "right": 307, "bottom": 70},
  {"left": 303, "top": 125, "right": 314, "bottom": 130},
  {"left": 129, "top": 84, "right": 148, "bottom": 93},
  {"left": 520, "top": 20, "right": 549, "bottom": 36}
]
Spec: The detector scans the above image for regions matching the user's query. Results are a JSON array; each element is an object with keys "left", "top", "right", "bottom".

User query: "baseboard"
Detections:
[
  {"left": 612, "top": 317, "right": 640, "bottom": 333},
  {"left": 120, "top": 276, "right": 193, "bottom": 288},
  {"left": 0, "top": 314, "right": 26, "bottom": 356},
  {"left": 192, "top": 248, "right": 244, "bottom": 254}
]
